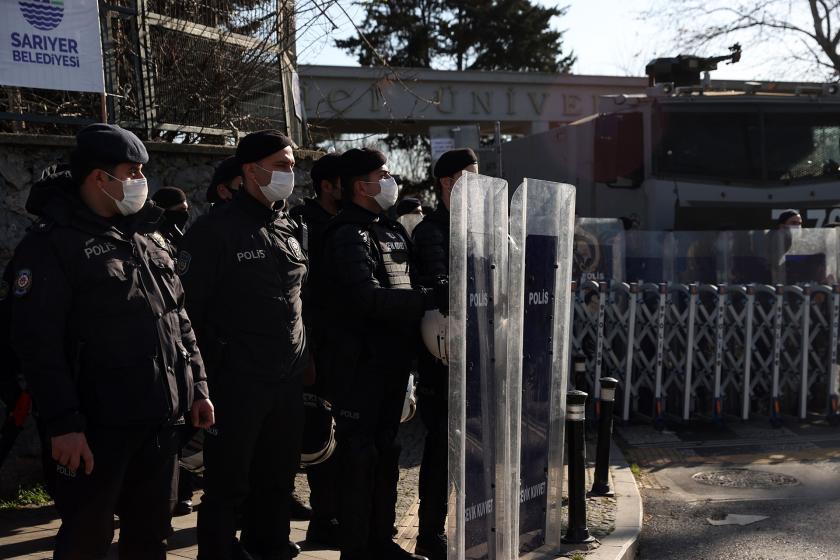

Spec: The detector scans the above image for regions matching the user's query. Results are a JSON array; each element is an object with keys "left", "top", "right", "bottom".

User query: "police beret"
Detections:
[
  {"left": 236, "top": 130, "right": 293, "bottom": 164},
  {"left": 396, "top": 197, "right": 422, "bottom": 217},
  {"left": 206, "top": 157, "right": 242, "bottom": 203},
  {"left": 311, "top": 152, "right": 343, "bottom": 187},
  {"left": 152, "top": 186, "right": 186, "bottom": 209},
  {"left": 340, "top": 148, "right": 387, "bottom": 179},
  {"left": 75, "top": 123, "right": 149, "bottom": 165},
  {"left": 433, "top": 148, "right": 477, "bottom": 179}
]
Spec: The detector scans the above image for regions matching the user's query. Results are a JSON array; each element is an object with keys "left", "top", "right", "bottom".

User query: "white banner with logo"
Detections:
[{"left": 0, "top": 0, "right": 104, "bottom": 93}]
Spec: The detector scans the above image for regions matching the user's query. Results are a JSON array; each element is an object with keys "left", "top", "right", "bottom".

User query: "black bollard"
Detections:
[
  {"left": 591, "top": 377, "right": 619, "bottom": 497},
  {"left": 573, "top": 355, "right": 587, "bottom": 390},
  {"left": 562, "top": 390, "right": 595, "bottom": 545}
]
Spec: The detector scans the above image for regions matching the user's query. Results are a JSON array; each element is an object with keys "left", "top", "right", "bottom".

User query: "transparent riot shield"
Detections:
[
  {"left": 718, "top": 230, "right": 773, "bottom": 284},
  {"left": 448, "top": 172, "right": 511, "bottom": 560},
  {"left": 507, "top": 179, "right": 576, "bottom": 556},
  {"left": 625, "top": 231, "right": 670, "bottom": 284},
  {"left": 573, "top": 218, "right": 625, "bottom": 285},
  {"left": 770, "top": 228, "right": 839, "bottom": 285},
  {"left": 671, "top": 231, "right": 719, "bottom": 285}
]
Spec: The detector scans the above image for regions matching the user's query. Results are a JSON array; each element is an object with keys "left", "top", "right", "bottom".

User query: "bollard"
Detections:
[
  {"left": 573, "top": 355, "right": 587, "bottom": 391},
  {"left": 591, "top": 377, "right": 619, "bottom": 497},
  {"left": 562, "top": 390, "right": 595, "bottom": 545}
]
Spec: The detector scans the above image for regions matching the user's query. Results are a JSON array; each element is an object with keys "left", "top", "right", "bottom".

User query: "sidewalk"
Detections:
[{"left": 0, "top": 446, "right": 642, "bottom": 560}]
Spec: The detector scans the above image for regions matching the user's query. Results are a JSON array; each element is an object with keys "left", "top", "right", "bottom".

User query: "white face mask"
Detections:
[
  {"left": 102, "top": 172, "right": 148, "bottom": 216},
  {"left": 256, "top": 165, "right": 295, "bottom": 202},
  {"left": 367, "top": 176, "right": 399, "bottom": 210}
]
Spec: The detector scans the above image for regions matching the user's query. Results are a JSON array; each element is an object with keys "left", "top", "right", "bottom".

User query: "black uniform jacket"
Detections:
[
  {"left": 178, "top": 190, "right": 309, "bottom": 383},
  {"left": 321, "top": 203, "right": 431, "bottom": 378},
  {"left": 9, "top": 171, "right": 208, "bottom": 436},
  {"left": 290, "top": 198, "right": 333, "bottom": 340},
  {"left": 411, "top": 205, "right": 450, "bottom": 288}
]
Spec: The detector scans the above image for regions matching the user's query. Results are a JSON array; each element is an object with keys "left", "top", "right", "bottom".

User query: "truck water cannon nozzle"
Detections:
[{"left": 646, "top": 43, "right": 742, "bottom": 88}]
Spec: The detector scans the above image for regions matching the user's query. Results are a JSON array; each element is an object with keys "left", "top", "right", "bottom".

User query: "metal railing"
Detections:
[{"left": 570, "top": 281, "right": 840, "bottom": 426}]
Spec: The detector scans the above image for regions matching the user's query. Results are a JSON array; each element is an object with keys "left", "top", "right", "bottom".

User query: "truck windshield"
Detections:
[{"left": 654, "top": 107, "right": 840, "bottom": 183}]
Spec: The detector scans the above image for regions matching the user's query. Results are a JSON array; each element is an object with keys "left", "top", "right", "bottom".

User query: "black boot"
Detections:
[
  {"left": 306, "top": 517, "right": 340, "bottom": 548},
  {"left": 415, "top": 533, "right": 446, "bottom": 560},
  {"left": 379, "top": 540, "right": 429, "bottom": 560}
]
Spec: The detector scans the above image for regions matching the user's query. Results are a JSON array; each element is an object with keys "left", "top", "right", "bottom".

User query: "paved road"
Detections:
[{"left": 619, "top": 419, "right": 840, "bottom": 560}]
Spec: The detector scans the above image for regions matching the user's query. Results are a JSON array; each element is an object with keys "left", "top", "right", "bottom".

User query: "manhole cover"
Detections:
[{"left": 692, "top": 469, "right": 799, "bottom": 489}]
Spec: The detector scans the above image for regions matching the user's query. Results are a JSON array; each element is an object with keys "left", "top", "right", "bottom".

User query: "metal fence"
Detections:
[
  {"left": 571, "top": 280, "right": 840, "bottom": 427},
  {"left": 1, "top": 0, "right": 300, "bottom": 143}
]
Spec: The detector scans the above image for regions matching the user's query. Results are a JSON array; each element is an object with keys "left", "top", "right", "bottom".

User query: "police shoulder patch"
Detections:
[
  {"left": 287, "top": 237, "right": 303, "bottom": 260},
  {"left": 176, "top": 251, "right": 192, "bottom": 276},
  {"left": 13, "top": 269, "right": 32, "bottom": 297}
]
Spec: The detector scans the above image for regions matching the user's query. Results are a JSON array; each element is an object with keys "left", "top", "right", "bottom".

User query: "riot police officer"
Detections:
[
  {"left": 207, "top": 156, "right": 244, "bottom": 205},
  {"left": 321, "top": 148, "right": 447, "bottom": 560},
  {"left": 412, "top": 148, "right": 478, "bottom": 560},
  {"left": 8, "top": 123, "right": 214, "bottom": 560},
  {"left": 290, "top": 152, "right": 344, "bottom": 546},
  {"left": 151, "top": 186, "right": 189, "bottom": 249},
  {"left": 179, "top": 130, "right": 308, "bottom": 560}
]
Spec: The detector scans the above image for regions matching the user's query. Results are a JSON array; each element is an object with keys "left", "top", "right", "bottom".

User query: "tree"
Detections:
[
  {"left": 645, "top": 1, "right": 840, "bottom": 80},
  {"left": 336, "top": 0, "right": 576, "bottom": 73}
]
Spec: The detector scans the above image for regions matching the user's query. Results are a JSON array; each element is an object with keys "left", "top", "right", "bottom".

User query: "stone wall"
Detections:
[
  {"left": 0, "top": 133, "right": 318, "bottom": 497},
  {"left": 0, "top": 133, "right": 318, "bottom": 270}
]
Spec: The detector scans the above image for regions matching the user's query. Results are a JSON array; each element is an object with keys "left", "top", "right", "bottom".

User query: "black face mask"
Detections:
[{"left": 165, "top": 210, "right": 189, "bottom": 232}]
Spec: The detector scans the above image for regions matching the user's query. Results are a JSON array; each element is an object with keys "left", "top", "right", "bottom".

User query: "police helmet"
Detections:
[
  {"left": 421, "top": 309, "right": 449, "bottom": 365},
  {"left": 401, "top": 373, "right": 417, "bottom": 423},
  {"left": 301, "top": 392, "right": 337, "bottom": 467},
  {"left": 179, "top": 429, "right": 205, "bottom": 473}
]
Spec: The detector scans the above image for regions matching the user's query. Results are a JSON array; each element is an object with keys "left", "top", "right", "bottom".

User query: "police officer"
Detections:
[
  {"left": 151, "top": 186, "right": 189, "bottom": 249},
  {"left": 321, "top": 148, "right": 447, "bottom": 560},
  {"left": 290, "top": 152, "right": 343, "bottom": 546},
  {"left": 8, "top": 123, "right": 214, "bottom": 559},
  {"left": 412, "top": 148, "right": 477, "bottom": 560},
  {"left": 179, "top": 130, "right": 308, "bottom": 560},
  {"left": 207, "top": 156, "right": 244, "bottom": 205}
]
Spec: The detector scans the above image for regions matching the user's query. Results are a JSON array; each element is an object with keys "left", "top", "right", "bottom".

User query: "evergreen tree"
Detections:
[{"left": 336, "top": 0, "right": 576, "bottom": 73}]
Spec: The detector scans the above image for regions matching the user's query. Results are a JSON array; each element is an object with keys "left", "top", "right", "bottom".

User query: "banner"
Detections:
[{"left": 1, "top": 0, "right": 104, "bottom": 93}]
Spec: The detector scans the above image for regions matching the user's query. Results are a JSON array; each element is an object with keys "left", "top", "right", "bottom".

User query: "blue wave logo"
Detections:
[{"left": 19, "top": 0, "right": 65, "bottom": 32}]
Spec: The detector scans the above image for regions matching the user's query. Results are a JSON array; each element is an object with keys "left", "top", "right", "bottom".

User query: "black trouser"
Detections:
[
  {"left": 197, "top": 374, "right": 304, "bottom": 560},
  {"left": 306, "top": 341, "right": 339, "bottom": 524},
  {"left": 52, "top": 424, "right": 179, "bottom": 560},
  {"left": 417, "top": 352, "right": 449, "bottom": 541},
  {"left": 306, "top": 452, "right": 339, "bottom": 522},
  {"left": 333, "top": 361, "right": 410, "bottom": 560}
]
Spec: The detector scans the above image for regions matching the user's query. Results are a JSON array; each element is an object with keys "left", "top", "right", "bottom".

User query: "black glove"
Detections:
[{"left": 433, "top": 276, "right": 449, "bottom": 316}]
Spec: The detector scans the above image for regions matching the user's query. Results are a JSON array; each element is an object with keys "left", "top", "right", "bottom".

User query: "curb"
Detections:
[{"left": 587, "top": 441, "right": 643, "bottom": 560}]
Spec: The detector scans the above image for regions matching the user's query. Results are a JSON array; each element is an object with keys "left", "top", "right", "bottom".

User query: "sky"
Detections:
[{"left": 295, "top": 0, "right": 825, "bottom": 82}]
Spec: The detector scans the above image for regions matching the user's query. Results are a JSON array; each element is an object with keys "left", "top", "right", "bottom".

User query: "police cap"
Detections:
[
  {"left": 75, "top": 123, "right": 149, "bottom": 165},
  {"left": 433, "top": 148, "right": 477, "bottom": 179},
  {"left": 311, "top": 152, "right": 343, "bottom": 190},
  {"left": 236, "top": 130, "right": 294, "bottom": 164},
  {"left": 396, "top": 197, "right": 422, "bottom": 217},
  {"left": 206, "top": 156, "right": 242, "bottom": 203},
  {"left": 152, "top": 186, "right": 187, "bottom": 209}
]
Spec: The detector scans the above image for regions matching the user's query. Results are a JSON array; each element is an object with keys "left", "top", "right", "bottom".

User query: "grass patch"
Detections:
[
  {"left": 570, "top": 553, "right": 586, "bottom": 560},
  {"left": 0, "top": 483, "right": 51, "bottom": 509},
  {"left": 629, "top": 463, "right": 641, "bottom": 477}
]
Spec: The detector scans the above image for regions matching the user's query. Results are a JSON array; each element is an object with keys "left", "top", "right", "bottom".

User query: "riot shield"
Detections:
[
  {"left": 671, "top": 231, "right": 719, "bottom": 284},
  {"left": 507, "top": 179, "right": 576, "bottom": 555},
  {"left": 770, "top": 228, "right": 839, "bottom": 285},
  {"left": 573, "top": 218, "right": 625, "bottom": 285},
  {"left": 625, "top": 231, "right": 670, "bottom": 284},
  {"left": 448, "top": 172, "right": 511, "bottom": 560},
  {"left": 718, "top": 230, "right": 773, "bottom": 284}
]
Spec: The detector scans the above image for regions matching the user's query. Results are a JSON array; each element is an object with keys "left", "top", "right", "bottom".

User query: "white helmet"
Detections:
[
  {"left": 401, "top": 373, "right": 417, "bottom": 423},
  {"left": 421, "top": 309, "right": 449, "bottom": 365},
  {"left": 179, "top": 429, "right": 205, "bottom": 473}
]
